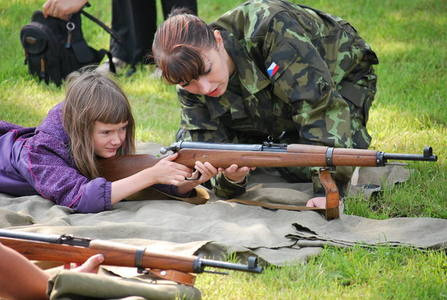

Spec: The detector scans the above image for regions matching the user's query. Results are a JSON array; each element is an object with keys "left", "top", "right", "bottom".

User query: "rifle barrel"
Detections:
[
  {"left": 196, "top": 256, "right": 263, "bottom": 273},
  {"left": 0, "top": 229, "right": 90, "bottom": 247},
  {"left": 383, "top": 146, "right": 437, "bottom": 162}
]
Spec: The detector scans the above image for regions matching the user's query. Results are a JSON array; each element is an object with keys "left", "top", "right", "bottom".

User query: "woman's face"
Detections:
[
  {"left": 92, "top": 121, "right": 128, "bottom": 158},
  {"left": 178, "top": 31, "right": 233, "bottom": 97}
]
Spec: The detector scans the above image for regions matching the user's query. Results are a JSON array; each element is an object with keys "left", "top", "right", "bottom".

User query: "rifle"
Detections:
[
  {"left": 97, "top": 141, "right": 438, "bottom": 220},
  {"left": 0, "top": 229, "right": 262, "bottom": 286}
]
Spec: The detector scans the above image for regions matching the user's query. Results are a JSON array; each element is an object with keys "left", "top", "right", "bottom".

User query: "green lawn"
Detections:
[{"left": 0, "top": 0, "right": 446, "bottom": 299}]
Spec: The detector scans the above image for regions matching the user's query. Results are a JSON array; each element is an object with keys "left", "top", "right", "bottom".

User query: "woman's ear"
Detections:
[{"left": 213, "top": 30, "right": 223, "bottom": 46}]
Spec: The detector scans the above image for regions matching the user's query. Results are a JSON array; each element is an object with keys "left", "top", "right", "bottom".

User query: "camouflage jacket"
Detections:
[{"left": 177, "top": 0, "right": 378, "bottom": 198}]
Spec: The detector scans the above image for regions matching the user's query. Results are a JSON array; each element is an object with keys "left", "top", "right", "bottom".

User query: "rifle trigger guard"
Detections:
[{"left": 185, "top": 169, "right": 201, "bottom": 181}]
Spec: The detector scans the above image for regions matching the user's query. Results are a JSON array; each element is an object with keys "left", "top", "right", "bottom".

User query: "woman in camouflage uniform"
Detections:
[{"left": 152, "top": 0, "right": 378, "bottom": 201}]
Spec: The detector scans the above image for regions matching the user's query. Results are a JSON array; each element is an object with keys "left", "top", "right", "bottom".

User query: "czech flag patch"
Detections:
[{"left": 267, "top": 62, "right": 279, "bottom": 78}]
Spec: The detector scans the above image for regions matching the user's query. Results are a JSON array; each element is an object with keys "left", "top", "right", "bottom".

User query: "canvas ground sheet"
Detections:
[{"left": 0, "top": 143, "right": 445, "bottom": 299}]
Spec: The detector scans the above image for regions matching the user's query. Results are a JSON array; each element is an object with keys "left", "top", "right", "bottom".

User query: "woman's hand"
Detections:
[
  {"left": 306, "top": 197, "right": 327, "bottom": 208},
  {"left": 176, "top": 161, "right": 218, "bottom": 194},
  {"left": 219, "top": 164, "right": 254, "bottom": 183},
  {"left": 190, "top": 161, "right": 219, "bottom": 183}
]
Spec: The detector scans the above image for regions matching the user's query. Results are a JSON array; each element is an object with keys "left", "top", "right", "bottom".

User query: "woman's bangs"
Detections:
[{"left": 163, "top": 47, "right": 205, "bottom": 85}]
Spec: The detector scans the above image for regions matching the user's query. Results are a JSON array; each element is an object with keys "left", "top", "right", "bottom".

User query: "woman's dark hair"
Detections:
[{"left": 152, "top": 11, "right": 217, "bottom": 85}]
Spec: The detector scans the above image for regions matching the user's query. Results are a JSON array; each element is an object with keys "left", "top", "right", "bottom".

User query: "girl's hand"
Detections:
[
  {"left": 111, "top": 153, "right": 193, "bottom": 205},
  {"left": 149, "top": 153, "right": 193, "bottom": 186}
]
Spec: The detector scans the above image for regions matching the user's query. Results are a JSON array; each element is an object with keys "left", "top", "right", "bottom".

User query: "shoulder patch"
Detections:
[{"left": 267, "top": 62, "right": 279, "bottom": 77}]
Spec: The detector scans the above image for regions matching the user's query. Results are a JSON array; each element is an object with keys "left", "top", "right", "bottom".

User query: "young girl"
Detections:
[
  {"left": 0, "top": 70, "right": 215, "bottom": 213},
  {"left": 152, "top": 0, "right": 379, "bottom": 199}
]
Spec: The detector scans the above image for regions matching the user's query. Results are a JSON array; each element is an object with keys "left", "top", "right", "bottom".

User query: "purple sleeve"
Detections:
[
  {"left": 0, "top": 121, "right": 23, "bottom": 135},
  {"left": 16, "top": 136, "right": 112, "bottom": 213}
]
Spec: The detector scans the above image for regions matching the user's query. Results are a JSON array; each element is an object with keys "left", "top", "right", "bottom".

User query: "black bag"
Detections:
[{"left": 20, "top": 10, "right": 118, "bottom": 86}]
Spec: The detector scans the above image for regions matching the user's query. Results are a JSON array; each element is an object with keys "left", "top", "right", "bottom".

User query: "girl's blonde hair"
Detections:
[{"left": 63, "top": 69, "right": 135, "bottom": 178}]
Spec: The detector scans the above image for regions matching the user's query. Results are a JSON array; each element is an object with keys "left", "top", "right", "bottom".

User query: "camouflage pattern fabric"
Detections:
[{"left": 177, "top": 0, "right": 378, "bottom": 198}]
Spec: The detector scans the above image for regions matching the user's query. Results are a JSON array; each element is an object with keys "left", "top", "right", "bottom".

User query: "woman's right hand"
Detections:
[{"left": 149, "top": 153, "right": 193, "bottom": 185}]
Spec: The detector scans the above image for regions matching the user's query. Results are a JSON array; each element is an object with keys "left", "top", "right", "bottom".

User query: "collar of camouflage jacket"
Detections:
[{"left": 221, "top": 31, "right": 271, "bottom": 95}]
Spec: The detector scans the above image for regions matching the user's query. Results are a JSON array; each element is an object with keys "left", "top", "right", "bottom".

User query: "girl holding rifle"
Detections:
[{"left": 0, "top": 69, "right": 216, "bottom": 212}]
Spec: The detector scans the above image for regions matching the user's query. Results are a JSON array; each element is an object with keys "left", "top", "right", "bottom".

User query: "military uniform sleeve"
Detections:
[
  {"left": 17, "top": 136, "right": 112, "bottom": 213},
  {"left": 264, "top": 11, "right": 354, "bottom": 148},
  {"left": 210, "top": 174, "right": 247, "bottom": 199},
  {"left": 178, "top": 88, "right": 229, "bottom": 142}
]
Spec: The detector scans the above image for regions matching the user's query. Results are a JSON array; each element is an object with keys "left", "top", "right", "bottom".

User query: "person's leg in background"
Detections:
[
  {"left": 109, "top": 0, "right": 156, "bottom": 74},
  {"left": 106, "top": 0, "right": 198, "bottom": 76},
  {"left": 161, "top": 0, "right": 197, "bottom": 18}
]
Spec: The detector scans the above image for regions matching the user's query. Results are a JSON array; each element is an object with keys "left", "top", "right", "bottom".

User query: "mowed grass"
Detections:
[{"left": 0, "top": 0, "right": 446, "bottom": 299}]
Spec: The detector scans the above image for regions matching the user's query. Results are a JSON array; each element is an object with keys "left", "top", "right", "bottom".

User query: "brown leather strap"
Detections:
[
  {"left": 154, "top": 186, "right": 210, "bottom": 205},
  {"left": 226, "top": 198, "right": 325, "bottom": 212}
]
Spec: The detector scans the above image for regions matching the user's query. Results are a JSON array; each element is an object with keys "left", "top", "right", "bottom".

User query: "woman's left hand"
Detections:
[
  {"left": 219, "top": 164, "right": 254, "bottom": 183},
  {"left": 189, "top": 161, "right": 218, "bottom": 183},
  {"left": 176, "top": 161, "right": 218, "bottom": 194}
]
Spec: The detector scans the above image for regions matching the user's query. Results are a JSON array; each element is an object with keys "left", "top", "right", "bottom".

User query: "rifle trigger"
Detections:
[{"left": 186, "top": 170, "right": 201, "bottom": 181}]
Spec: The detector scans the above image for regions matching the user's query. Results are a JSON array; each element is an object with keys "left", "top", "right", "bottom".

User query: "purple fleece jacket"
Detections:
[
  {"left": 0, "top": 103, "right": 181, "bottom": 213},
  {"left": 0, "top": 103, "right": 111, "bottom": 212}
]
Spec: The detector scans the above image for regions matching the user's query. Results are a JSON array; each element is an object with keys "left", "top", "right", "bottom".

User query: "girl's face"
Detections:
[
  {"left": 178, "top": 31, "right": 234, "bottom": 98},
  {"left": 92, "top": 121, "right": 128, "bottom": 158}
]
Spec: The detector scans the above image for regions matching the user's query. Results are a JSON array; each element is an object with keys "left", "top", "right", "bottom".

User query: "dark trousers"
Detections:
[{"left": 110, "top": 0, "right": 197, "bottom": 66}]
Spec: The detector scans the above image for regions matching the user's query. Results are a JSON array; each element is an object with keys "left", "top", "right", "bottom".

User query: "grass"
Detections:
[
  {"left": 200, "top": 246, "right": 447, "bottom": 299},
  {"left": 0, "top": 0, "right": 446, "bottom": 299}
]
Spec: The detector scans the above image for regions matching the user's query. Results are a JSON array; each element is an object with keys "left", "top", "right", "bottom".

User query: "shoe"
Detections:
[{"left": 96, "top": 57, "right": 127, "bottom": 75}]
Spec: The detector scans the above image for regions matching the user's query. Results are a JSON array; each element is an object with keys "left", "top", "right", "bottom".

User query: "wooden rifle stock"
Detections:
[
  {"left": 0, "top": 229, "right": 262, "bottom": 286},
  {"left": 97, "top": 142, "right": 438, "bottom": 220}
]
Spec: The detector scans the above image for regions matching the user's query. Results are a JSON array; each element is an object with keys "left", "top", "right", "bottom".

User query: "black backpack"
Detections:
[{"left": 20, "top": 9, "right": 119, "bottom": 86}]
